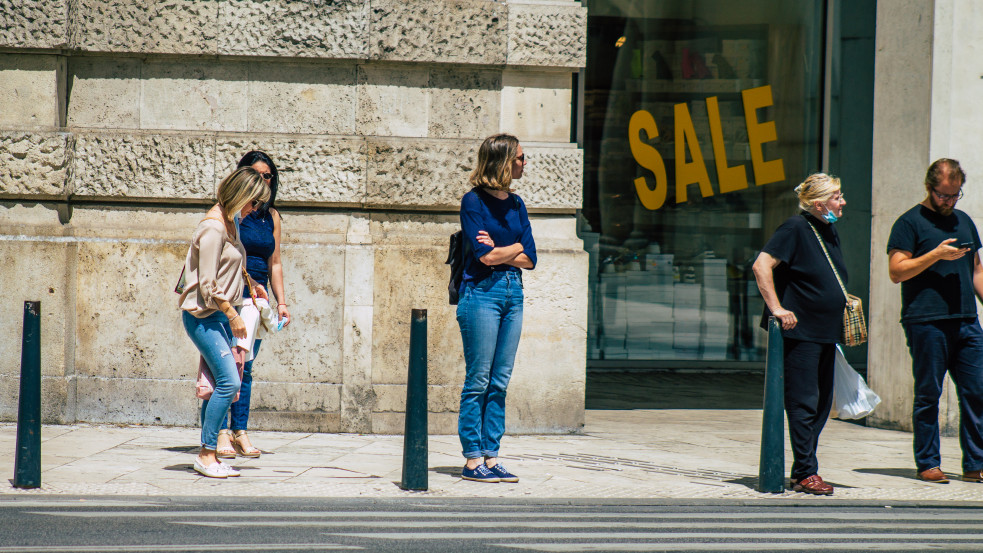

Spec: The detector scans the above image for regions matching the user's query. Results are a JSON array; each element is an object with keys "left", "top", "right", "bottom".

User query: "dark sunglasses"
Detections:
[
  {"left": 250, "top": 199, "right": 263, "bottom": 209},
  {"left": 516, "top": 154, "right": 525, "bottom": 163},
  {"left": 259, "top": 172, "right": 273, "bottom": 181}
]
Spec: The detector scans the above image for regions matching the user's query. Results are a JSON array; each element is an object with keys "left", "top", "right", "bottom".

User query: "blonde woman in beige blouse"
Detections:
[{"left": 179, "top": 166, "right": 270, "bottom": 478}]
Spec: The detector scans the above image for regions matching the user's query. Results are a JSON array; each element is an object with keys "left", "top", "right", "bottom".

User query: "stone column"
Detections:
[{"left": 869, "top": 0, "right": 983, "bottom": 436}]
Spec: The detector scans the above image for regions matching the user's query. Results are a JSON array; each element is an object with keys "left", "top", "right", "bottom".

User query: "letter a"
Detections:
[{"left": 674, "top": 102, "right": 713, "bottom": 204}]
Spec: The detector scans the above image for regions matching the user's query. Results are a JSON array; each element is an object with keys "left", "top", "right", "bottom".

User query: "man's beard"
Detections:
[{"left": 931, "top": 196, "right": 954, "bottom": 215}]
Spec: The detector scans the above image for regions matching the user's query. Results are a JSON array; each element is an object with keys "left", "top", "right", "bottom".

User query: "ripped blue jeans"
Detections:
[{"left": 182, "top": 310, "right": 241, "bottom": 450}]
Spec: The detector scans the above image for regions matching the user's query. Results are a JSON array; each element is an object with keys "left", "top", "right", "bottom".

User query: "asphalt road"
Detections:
[{"left": 1, "top": 497, "right": 981, "bottom": 552}]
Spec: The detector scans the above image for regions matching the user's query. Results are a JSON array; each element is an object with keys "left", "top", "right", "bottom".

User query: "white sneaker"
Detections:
[
  {"left": 194, "top": 457, "right": 228, "bottom": 478},
  {"left": 219, "top": 462, "right": 240, "bottom": 477}
]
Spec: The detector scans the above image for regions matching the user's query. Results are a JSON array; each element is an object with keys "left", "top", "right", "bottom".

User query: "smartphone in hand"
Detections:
[{"left": 958, "top": 242, "right": 975, "bottom": 250}]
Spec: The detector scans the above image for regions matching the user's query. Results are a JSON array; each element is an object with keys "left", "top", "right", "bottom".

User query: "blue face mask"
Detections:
[{"left": 823, "top": 209, "right": 838, "bottom": 224}]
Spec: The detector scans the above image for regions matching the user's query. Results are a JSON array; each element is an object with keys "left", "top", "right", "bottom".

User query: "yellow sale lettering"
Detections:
[
  {"left": 742, "top": 85, "right": 785, "bottom": 186},
  {"left": 628, "top": 110, "right": 669, "bottom": 210},
  {"left": 674, "top": 102, "right": 714, "bottom": 203},
  {"left": 706, "top": 96, "right": 748, "bottom": 194},
  {"left": 628, "top": 85, "right": 784, "bottom": 209}
]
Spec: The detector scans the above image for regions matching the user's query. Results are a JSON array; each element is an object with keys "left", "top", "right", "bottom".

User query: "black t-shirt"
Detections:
[
  {"left": 886, "top": 204, "right": 981, "bottom": 323},
  {"left": 759, "top": 212, "right": 848, "bottom": 342}
]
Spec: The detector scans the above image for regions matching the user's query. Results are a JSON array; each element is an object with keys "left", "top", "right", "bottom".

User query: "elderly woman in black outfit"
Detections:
[{"left": 752, "top": 173, "right": 848, "bottom": 496}]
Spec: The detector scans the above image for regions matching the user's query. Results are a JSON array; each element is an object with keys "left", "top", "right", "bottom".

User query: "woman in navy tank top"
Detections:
[{"left": 215, "top": 151, "right": 291, "bottom": 459}]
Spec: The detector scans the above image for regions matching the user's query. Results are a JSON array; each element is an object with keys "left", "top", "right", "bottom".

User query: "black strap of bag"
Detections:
[{"left": 446, "top": 230, "right": 465, "bottom": 305}]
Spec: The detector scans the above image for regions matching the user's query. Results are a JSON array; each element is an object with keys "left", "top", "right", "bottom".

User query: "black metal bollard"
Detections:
[
  {"left": 14, "top": 301, "right": 42, "bottom": 489},
  {"left": 400, "top": 309, "right": 428, "bottom": 491},
  {"left": 757, "top": 316, "right": 785, "bottom": 493}
]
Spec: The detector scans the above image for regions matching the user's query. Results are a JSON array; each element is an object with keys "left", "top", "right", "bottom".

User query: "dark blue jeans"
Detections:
[
  {"left": 456, "top": 271, "right": 524, "bottom": 459},
  {"left": 221, "top": 339, "right": 260, "bottom": 432},
  {"left": 904, "top": 318, "right": 983, "bottom": 473}
]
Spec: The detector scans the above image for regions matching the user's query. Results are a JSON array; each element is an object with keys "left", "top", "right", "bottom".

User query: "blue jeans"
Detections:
[
  {"left": 456, "top": 271, "right": 524, "bottom": 459},
  {"left": 182, "top": 311, "right": 242, "bottom": 450},
  {"left": 222, "top": 339, "right": 260, "bottom": 432},
  {"left": 904, "top": 318, "right": 983, "bottom": 473}
]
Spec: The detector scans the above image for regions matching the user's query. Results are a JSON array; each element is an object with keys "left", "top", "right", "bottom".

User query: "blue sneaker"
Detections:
[
  {"left": 486, "top": 463, "right": 519, "bottom": 483},
  {"left": 462, "top": 464, "right": 500, "bottom": 483}
]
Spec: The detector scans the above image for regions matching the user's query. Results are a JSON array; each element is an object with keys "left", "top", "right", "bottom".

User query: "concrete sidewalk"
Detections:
[{"left": 2, "top": 410, "right": 982, "bottom": 502}]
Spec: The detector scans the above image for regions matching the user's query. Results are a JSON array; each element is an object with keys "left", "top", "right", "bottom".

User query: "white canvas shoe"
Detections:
[
  {"left": 219, "top": 462, "right": 240, "bottom": 477},
  {"left": 194, "top": 457, "right": 228, "bottom": 478}
]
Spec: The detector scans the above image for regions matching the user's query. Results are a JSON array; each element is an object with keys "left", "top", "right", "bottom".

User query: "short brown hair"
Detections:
[
  {"left": 469, "top": 133, "right": 520, "bottom": 191},
  {"left": 925, "top": 158, "right": 966, "bottom": 189}
]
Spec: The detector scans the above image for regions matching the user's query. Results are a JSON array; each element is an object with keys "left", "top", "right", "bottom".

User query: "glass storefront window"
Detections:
[{"left": 581, "top": 1, "right": 826, "bottom": 362}]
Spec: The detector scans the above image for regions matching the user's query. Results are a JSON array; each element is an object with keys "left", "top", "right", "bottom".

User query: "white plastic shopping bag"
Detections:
[
  {"left": 832, "top": 344, "right": 881, "bottom": 419},
  {"left": 235, "top": 298, "right": 283, "bottom": 361}
]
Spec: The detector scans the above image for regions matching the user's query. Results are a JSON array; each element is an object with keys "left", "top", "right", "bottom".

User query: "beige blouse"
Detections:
[{"left": 179, "top": 218, "right": 247, "bottom": 318}]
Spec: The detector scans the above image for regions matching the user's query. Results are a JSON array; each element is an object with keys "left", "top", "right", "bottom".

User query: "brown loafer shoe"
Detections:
[
  {"left": 792, "top": 474, "right": 834, "bottom": 496},
  {"left": 918, "top": 467, "right": 950, "bottom": 483},
  {"left": 962, "top": 470, "right": 983, "bottom": 482}
]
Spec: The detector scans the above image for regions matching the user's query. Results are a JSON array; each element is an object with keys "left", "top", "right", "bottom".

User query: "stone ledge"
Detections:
[
  {"left": 0, "top": 1, "right": 68, "bottom": 49},
  {"left": 0, "top": 131, "right": 73, "bottom": 198},
  {"left": 506, "top": 3, "right": 587, "bottom": 68},
  {"left": 73, "top": 132, "right": 216, "bottom": 199},
  {"left": 218, "top": 0, "right": 368, "bottom": 59},
  {"left": 67, "top": 0, "right": 218, "bottom": 55},
  {"left": 4, "top": 1, "right": 585, "bottom": 70},
  {"left": 4, "top": 130, "right": 581, "bottom": 209},
  {"left": 367, "top": 0, "right": 506, "bottom": 64}
]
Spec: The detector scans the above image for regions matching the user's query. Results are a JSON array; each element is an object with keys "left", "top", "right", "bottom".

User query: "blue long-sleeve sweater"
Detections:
[{"left": 459, "top": 187, "right": 537, "bottom": 286}]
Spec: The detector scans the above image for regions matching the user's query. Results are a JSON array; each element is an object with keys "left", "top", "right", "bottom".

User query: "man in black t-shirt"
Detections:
[{"left": 887, "top": 158, "right": 983, "bottom": 484}]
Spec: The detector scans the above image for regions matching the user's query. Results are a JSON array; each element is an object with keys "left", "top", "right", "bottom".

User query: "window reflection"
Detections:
[{"left": 582, "top": 0, "right": 824, "bottom": 361}]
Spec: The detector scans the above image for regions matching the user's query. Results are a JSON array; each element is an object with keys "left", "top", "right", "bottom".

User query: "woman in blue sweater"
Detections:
[{"left": 457, "top": 134, "right": 537, "bottom": 483}]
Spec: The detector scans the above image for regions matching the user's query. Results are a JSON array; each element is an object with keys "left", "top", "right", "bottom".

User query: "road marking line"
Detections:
[
  {"left": 494, "top": 543, "right": 964, "bottom": 552},
  {"left": 28, "top": 510, "right": 983, "bottom": 520},
  {"left": 172, "top": 520, "right": 983, "bottom": 530},
  {"left": 0, "top": 545, "right": 360, "bottom": 553},
  {"left": 324, "top": 531, "right": 983, "bottom": 540}
]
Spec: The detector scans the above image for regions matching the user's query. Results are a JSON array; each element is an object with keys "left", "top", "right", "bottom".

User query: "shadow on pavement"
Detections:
[
  {"left": 161, "top": 445, "right": 198, "bottom": 453},
  {"left": 854, "top": 467, "right": 919, "bottom": 481},
  {"left": 587, "top": 370, "right": 764, "bottom": 410},
  {"left": 432, "top": 466, "right": 463, "bottom": 477}
]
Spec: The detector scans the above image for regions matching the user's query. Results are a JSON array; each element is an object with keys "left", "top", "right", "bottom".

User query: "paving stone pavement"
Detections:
[{"left": 2, "top": 409, "right": 982, "bottom": 502}]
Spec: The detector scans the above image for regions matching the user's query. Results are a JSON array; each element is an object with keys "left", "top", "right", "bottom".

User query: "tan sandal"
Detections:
[
  {"left": 216, "top": 429, "right": 236, "bottom": 459},
  {"left": 233, "top": 430, "right": 261, "bottom": 458}
]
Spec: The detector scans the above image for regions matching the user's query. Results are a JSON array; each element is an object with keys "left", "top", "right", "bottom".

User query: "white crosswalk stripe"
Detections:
[{"left": 21, "top": 506, "right": 983, "bottom": 552}]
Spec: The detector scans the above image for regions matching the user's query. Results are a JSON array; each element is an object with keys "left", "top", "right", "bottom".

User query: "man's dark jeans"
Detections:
[{"left": 904, "top": 318, "right": 983, "bottom": 473}]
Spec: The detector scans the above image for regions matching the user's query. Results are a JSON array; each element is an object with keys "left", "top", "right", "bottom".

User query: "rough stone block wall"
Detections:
[{"left": 0, "top": 0, "right": 588, "bottom": 434}]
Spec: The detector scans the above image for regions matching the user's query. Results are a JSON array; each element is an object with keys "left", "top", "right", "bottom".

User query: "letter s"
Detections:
[{"left": 628, "top": 110, "right": 668, "bottom": 211}]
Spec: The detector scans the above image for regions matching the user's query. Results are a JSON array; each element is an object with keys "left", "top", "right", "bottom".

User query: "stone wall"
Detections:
[
  {"left": 868, "top": 0, "right": 983, "bottom": 435},
  {"left": 0, "top": 0, "right": 588, "bottom": 434}
]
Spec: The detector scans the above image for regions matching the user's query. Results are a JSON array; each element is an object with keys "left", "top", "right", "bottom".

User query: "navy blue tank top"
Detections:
[{"left": 240, "top": 210, "right": 275, "bottom": 295}]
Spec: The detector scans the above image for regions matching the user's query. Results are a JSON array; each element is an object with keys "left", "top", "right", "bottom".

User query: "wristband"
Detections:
[
  {"left": 229, "top": 314, "right": 240, "bottom": 322},
  {"left": 278, "top": 303, "right": 288, "bottom": 307}
]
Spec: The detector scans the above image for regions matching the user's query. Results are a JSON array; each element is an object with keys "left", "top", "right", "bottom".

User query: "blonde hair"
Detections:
[
  {"left": 793, "top": 173, "right": 841, "bottom": 211},
  {"left": 216, "top": 167, "right": 269, "bottom": 222},
  {"left": 469, "top": 133, "right": 520, "bottom": 191}
]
